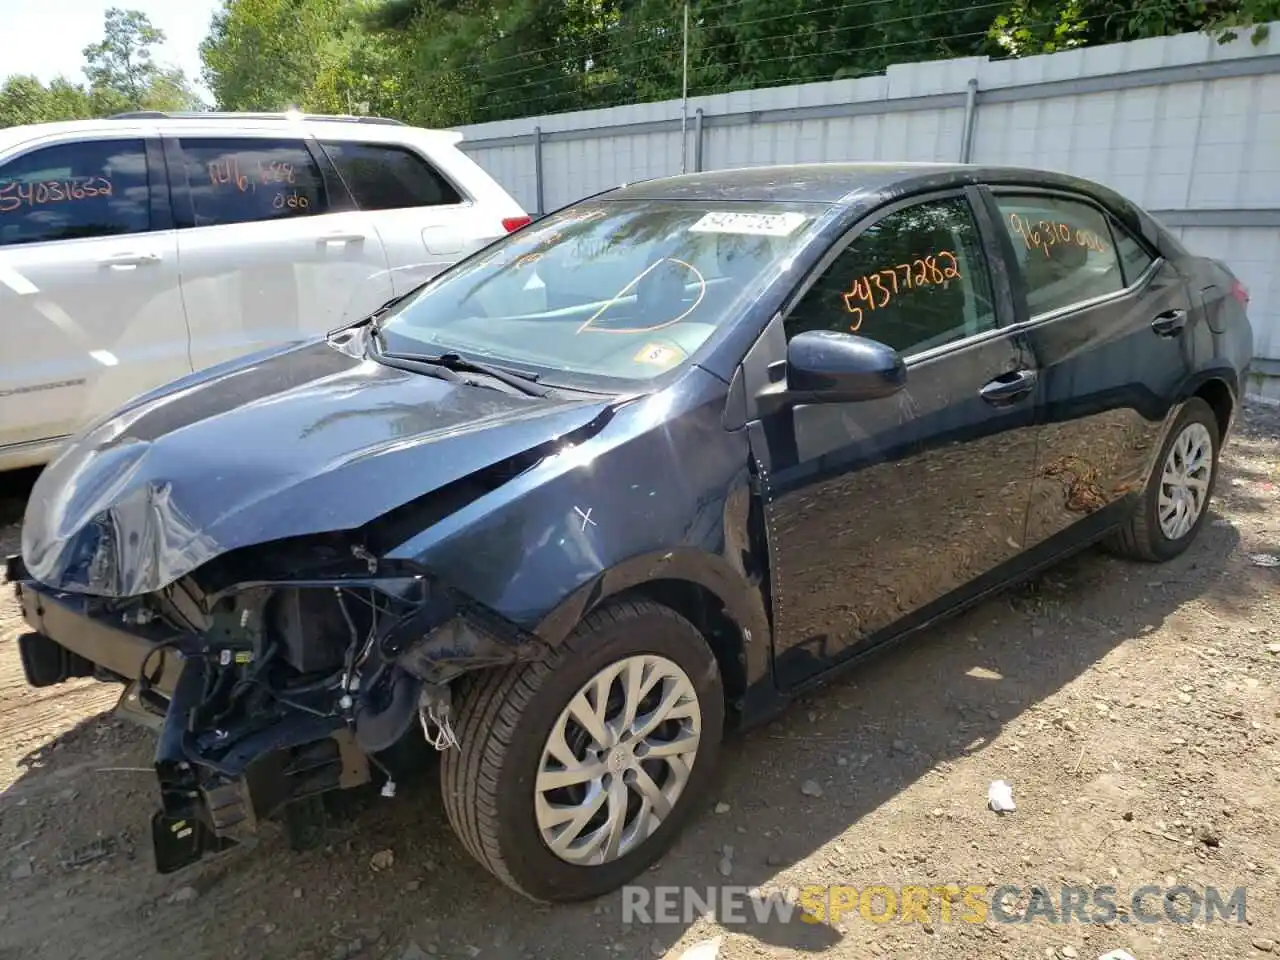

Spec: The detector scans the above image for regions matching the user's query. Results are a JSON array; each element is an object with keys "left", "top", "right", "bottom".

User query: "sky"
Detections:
[{"left": 0, "top": 0, "right": 222, "bottom": 96}]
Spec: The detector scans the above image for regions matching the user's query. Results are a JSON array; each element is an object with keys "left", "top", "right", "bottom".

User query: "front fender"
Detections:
[{"left": 383, "top": 369, "right": 769, "bottom": 652}]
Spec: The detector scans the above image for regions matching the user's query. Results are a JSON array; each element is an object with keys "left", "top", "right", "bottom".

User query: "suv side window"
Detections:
[
  {"left": 173, "top": 138, "right": 328, "bottom": 228},
  {"left": 0, "top": 138, "right": 150, "bottom": 247},
  {"left": 992, "top": 194, "right": 1125, "bottom": 316},
  {"left": 786, "top": 195, "right": 997, "bottom": 356},
  {"left": 320, "top": 142, "right": 463, "bottom": 210}
]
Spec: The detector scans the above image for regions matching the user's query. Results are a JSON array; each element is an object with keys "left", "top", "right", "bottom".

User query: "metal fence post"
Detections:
[
  {"left": 533, "top": 125, "right": 545, "bottom": 216},
  {"left": 959, "top": 78, "right": 979, "bottom": 163},
  {"left": 694, "top": 108, "right": 705, "bottom": 172}
]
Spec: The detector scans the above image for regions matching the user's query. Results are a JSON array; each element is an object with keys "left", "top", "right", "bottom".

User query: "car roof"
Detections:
[
  {"left": 601, "top": 162, "right": 1119, "bottom": 206},
  {"left": 0, "top": 114, "right": 465, "bottom": 153}
]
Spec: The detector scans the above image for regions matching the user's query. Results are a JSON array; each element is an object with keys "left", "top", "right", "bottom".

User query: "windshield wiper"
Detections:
[
  {"left": 327, "top": 290, "right": 420, "bottom": 341},
  {"left": 380, "top": 345, "right": 549, "bottom": 398}
]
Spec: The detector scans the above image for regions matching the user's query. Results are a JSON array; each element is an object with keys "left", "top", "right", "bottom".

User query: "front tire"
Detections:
[
  {"left": 1106, "top": 397, "right": 1220, "bottom": 562},
  {"left": 440, "top": 599, "right": 724, "bottom": 901}
]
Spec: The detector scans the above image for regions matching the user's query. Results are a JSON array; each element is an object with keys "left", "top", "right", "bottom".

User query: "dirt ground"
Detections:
[{"left": 1, "top": 402, "right": 1278, "bottom": 960}]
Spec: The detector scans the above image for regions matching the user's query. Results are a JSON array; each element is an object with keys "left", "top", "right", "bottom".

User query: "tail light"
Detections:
[
  {"left": 1230, "top": 279, "right": 1250, "bottom": 307},
  {"left": 502, "top": 215, "right": 533, "bottom": 233}
]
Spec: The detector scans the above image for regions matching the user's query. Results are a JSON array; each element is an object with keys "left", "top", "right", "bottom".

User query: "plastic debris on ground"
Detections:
[
  {"left": 988, "top": 779, "right": 1016, "bottom": 813},
  {"left": 58, "top": 835, "right": 119, "bottom": 869},
  {"left": 674, "top": 937, "right": 723, "bottom": 960}
]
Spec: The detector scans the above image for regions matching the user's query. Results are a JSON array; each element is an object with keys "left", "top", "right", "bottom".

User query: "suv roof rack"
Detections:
[{"left": 108, "top": 111, "right": 407, "bottom": 126}]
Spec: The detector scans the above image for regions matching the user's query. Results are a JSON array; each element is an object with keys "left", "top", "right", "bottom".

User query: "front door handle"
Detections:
[
  {"left": 1151, "top": 309, "right": 1188, "bottom": 337},
  {"left": 98, "top": 252, "right": 161, "bottom": 268},
  {"left": 980, "top": 369, "right": 1037, "bottom": 406}
]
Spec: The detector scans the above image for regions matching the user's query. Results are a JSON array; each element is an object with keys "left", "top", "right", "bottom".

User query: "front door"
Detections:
[
  {"left": 163, "top": 134, "right": 395, "bottom": 372},
  {"left": 982, "top": 189, "right": 1198, "bottom": 552},
  {"left": 744, "top": 191, "right": 1041, "bottom": 690},
  {"left": 0, "top": 135, "right": 190, "bottom": 455}
]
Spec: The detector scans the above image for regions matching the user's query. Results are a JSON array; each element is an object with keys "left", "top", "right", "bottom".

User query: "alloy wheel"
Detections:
[
  {"left": 1157, "top": 421, "right": 1213, "bottom": 540},
  {"left": 534, "top": 654, "right": 702, "bottom": 866}
]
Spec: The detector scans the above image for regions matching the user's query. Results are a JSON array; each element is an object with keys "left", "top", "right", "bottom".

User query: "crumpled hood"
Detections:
[{"left": 22, "top": 339, "right": 612, "bottom": 597}]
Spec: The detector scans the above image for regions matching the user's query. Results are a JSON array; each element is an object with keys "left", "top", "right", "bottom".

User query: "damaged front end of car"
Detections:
[{"left": 7, "top": 534, "right": 549, "bottom": 874}]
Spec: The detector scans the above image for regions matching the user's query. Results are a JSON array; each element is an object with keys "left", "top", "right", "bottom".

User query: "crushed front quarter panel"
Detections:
[{"left": 21, "top": 339, "right": 613, "bottom": 597}]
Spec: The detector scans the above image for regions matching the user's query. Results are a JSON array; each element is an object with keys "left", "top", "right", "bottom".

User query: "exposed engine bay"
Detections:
[{"left": 9, "top": 536, "right": 548, "bottom": 874}]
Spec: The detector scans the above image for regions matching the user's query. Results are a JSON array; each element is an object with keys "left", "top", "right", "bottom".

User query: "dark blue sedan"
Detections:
[{"left": 8, "top": 162, "right": 1254, "bottom": 901}]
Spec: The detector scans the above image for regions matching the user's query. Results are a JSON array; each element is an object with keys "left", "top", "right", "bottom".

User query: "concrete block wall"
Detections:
[{"left": 456, "top": 26, "right": 1280, "bottom": 396}]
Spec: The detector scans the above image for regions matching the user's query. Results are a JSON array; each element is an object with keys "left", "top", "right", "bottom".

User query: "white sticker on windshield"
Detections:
[{"left": 688, "top": 211, "right": 809, "bottom": 237}]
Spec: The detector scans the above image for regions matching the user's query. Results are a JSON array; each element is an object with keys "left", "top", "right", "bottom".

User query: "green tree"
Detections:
[
  {"left": 363, "top": 0, "right": 623, "bottom": 124},
  {"left": 195, "top": 0, "right": 1280, "bottom": 126},
  {"left": 201, "top": 0, "right": 381, "bottom": 113},
  {"left": 82, "top": 7, "right": 199, "bottom": 112},
  {"left": 83, "top": 7, "right": 165, "bottom": 107},
  {"left": 0, "top": 76, "right": 96, "bottom": 128},
  {"left": 989, "top": 0, "right": 1278, "bottom": 55}
]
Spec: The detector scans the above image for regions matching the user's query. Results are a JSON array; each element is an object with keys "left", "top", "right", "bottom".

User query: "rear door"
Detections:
[
  {"left": 981, "top": 188, "right": 1198, "bottom": 551},
  {"left": 318, "top": 140, "right": 507, "bottom": 295},
  {"left": 743, "top": 189, "right": 1040, "bottom": 689},
  {"left": 163, "top": 133, "right": 395, "bottom": 372},
  {"left": 0, "top": 134, "right": 189, "bottom": 457}
]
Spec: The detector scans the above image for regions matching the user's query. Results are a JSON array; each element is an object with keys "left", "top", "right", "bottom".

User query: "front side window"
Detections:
[
  {"left": 786, "top": 196, "right": 996, "bottom": 356},
  {"left": 377, "top": 200, "right": 827, "bottom": 386},
  {"left": 174, "top": 138, "right": 328, "bottom": 228},
  {"left": 0, "top": 139, "right": 150, "bottom": 247},
  {"left": 992, "top": 194, "right": 1124, "bottom": 316},
  {"left": 321, "top": 142, "right": 462, "bottom": 210}
]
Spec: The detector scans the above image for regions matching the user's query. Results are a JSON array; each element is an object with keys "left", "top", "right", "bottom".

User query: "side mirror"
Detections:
[{"left": 786, "top": 329, "right": 906, "bottom": 403}]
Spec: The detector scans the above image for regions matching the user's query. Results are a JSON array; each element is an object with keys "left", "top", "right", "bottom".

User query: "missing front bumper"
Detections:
[
  {"left": 9, "top": 561, "right": 542, "bottom": 875},
  {"left": 12, "top": 575, "right": 371, "bottom": 873},
  {"left": 153, "top": 654, "right": 371, "bottom": 873}
]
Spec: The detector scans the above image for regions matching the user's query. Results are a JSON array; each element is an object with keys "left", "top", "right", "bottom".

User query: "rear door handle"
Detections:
[
  {"left": 98, "top": 252, "right": 161, "bottom": 268},
  {"left": 1151, "top": 309, "right": 1187, "bottom": 337},
  {"left": 319, "top": 232, "right": 366, "bottom": 244},
  {"left": 980, "top": 369, "right": 1038, "bottom": 406}
]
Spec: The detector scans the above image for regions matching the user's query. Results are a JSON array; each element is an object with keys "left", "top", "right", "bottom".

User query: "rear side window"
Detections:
[
  {"left": 1111, "top": 223, "right": 1157, "bottom": 286},
  {"left": 320, "top": 142, "right": 462, "bottom": 210},
  {"left": 992, "top": 194, "right": 1124, "bottom": 316},
  {"left": 786, "top": 195, "right": 997, "bottom": 356},
  {"left": 0, "top": 139, "right": 150, "bottom": 247},
  {"left": 173, "top": 138, "right": 328, "bottom": 228}
]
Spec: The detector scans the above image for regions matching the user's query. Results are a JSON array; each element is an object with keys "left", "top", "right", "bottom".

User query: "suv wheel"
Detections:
[
  {"left": 440, "top": 599, "right": 724, "bottom": 901},
  {"left": 1106, "top": 397, "right": 1221, "bottom": 562}
]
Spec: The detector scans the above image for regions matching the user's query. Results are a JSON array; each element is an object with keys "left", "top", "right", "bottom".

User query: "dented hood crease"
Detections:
[{"left": 21, "top": 340, "right": 613, "bottom": 597}]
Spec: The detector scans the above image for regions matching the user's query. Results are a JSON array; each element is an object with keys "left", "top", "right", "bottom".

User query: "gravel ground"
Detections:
[{"left": 0, "top": 401, "right": 1278, "bottom": 960}]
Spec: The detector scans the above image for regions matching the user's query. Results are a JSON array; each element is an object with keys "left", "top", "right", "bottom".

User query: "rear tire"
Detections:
[
  {"left": 440, "top": 599, "right": 724, "bottom": 902},
  {"left": 1106, "top": 397, "right": 1220, "bottom": 562}
]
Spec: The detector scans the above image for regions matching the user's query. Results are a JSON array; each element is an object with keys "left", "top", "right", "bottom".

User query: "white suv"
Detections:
[{"left": 0, "top": 111, "right": 530, "bottom": 472}]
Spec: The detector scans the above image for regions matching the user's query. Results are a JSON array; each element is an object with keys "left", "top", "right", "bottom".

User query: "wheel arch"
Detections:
[
  {"left": 1188, "top": 374, "right": 1236, "bottom": 441},
  {"left": 531, "top": 548, "right": 773, "bottom": 728},
  {"left": 1139, "top": 367, "right": 1239, "bottom": 488}
]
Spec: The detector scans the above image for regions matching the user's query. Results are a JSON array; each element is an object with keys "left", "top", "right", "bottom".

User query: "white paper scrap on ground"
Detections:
[
  {"left": 988, "top": 779, "right": 1016, "bottom": 812},
  {"left": 1097, "top": 950, "right": 1138, "bottom": 960},
  {"left": 674, "top": 936, "right": 724, "bottom": 960}
]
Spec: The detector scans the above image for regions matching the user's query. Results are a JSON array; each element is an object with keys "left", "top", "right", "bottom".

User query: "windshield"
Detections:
[{"left": 376, "top": 199, "right": 826, "bottom": 386}]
